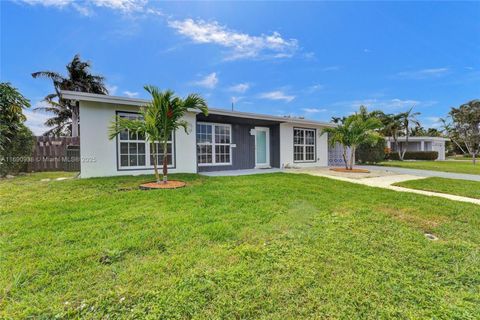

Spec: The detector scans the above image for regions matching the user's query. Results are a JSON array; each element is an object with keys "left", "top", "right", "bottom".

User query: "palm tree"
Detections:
[
  {"left": 398, "top": 107, "right": 420, "bottom": 160},
  {"left": 439, "top": 117, "right": 467, "bottom": 154},
  {"left": 109, "top": 85, "right": 208, "bottom": 184},
  {"left": 32, "top": 54, "right": 108, "bottom": 137},
  {"left": 323, "top": 111, "right": 382, "bottom": 170}
]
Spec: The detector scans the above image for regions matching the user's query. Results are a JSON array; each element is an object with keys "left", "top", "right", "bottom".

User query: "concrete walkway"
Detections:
[
  {"left": 288, "top": 167, "right": 480, "bottom": 206},
  {"left": 357, "top": 165, "right": 480, "bottom": 182},
  {"left": 200, "top": 168, "right": 283, "bottom": 177}
]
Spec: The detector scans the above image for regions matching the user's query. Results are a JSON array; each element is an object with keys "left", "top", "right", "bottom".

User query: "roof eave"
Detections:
[{"left": 60, "top": 90, "right": 335, "bottom": 127}]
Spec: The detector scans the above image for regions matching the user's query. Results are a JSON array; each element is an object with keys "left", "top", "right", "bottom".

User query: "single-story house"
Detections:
[
  {"left": 61, "top": 91, "right": 335, "bottom": 178},
  {"left": 385, "top": 136, "right": 449, "bottom": 160}
]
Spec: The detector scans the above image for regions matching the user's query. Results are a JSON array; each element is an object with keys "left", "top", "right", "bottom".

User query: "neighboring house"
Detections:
[
  {"left": 385, "top": 136, "right": 449, "bottom": 160},
  {"left": 61, "top": 91, "right": 334, "bottom": 178}
]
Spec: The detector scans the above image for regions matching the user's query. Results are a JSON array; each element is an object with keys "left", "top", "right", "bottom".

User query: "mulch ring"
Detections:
[
  {"left": 139, "top": 180, "right": 186, "bottom": 190},
  {"left": 330, "top": 168, "right": 370, "bottom": 173}
]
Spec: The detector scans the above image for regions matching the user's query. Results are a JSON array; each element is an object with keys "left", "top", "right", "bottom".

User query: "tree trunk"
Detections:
[
  {"left": 393, "top": 134, "right": 403, "bottom": 161},
  {"left": 71, "top": 102, "right": 79, "bottom": 138},
  {"left": 349, "top": 147, "right": 356, "bottom": 170},
  {"left": 401, "top": 132, "right": 409, "bottom": 161},
  {"left": 342, "top": 146, "right": 349, "bottom": 170},
  {"left": 451, "top": 138, "right": 467, "bottom": 155},
  {"left": 473, "top": 152, "right": 477, "bottom": 166},
  {"left": 152, "top": 143, "right": 160, "bottom": 183},
  {"left": 162, "top": 140, "right": 168, "bottom": 183}
]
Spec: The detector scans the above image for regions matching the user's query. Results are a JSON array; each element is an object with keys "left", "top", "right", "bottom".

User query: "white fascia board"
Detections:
[
  {"left": 60, "top": 90, "right": 335, "bottom": 127},
  {"left": 384, "top": 136, "right": 449, "bottom": 142},
  {"left": 61, "top": 90, "right": 149, "bottom": 106}
]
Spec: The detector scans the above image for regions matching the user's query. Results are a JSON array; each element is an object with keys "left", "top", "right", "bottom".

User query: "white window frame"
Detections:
[
  {"left": 117, "top": 111, "right": 175, "bottom": 170},
  {"left": 197, "top": 122, "right": 232, "bottom": 166},
  {"left": 293, "top": 127, "right": 316, "bottom": 163}
]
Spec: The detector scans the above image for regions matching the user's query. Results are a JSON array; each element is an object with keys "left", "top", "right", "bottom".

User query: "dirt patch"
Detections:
[
  {"left": 140, "top": 180, "right": 186, "bottom": 190},
  {"left": 379, "top": 206, "right": 448, "bottom": 231},
  {"left": 330, "top": 168, "right": 370, "bottom": 173}
]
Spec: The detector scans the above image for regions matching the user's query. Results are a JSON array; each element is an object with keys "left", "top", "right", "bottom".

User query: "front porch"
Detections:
[{"left": 196, "top": 113, "right": 281, "bottom": 172}]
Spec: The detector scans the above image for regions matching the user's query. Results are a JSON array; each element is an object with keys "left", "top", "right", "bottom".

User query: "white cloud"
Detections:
[
  {"left": 396, "top": 68, "right": 449, "bottom": 79},
  {"left": 18, "top": 0, "right": 146, "bottom": 15},
  {"left": 231, "top": 96, "right": 243, "bottom": 104},
  {"left": 303, "top": 52, "right": 315, "bottom": 60},
  {"left": 423, "top": 116, "right": 443, "bottom": 128},
  {"left": 348, "top": 98, "right": 420, "bottom": 110},
  {"left": 259, "top": 91, "right": 295, "bottom": 103},
  {"left": 106, "top": 85, "right": 118, "bottom": 95},
  {"left": 193, "top": 72, "right": 218, "bottom": 89},
  {"left": 20, "top": 0, "right": 71, "bottom": 7},
  {"left": 302, "top": 108, "right": 327, "bottom": 113},
  {"left": 24, "top": 104, "right": 51, "bottom": 136},
  {"left": 89, "top": 0, "right": 146, "bottom": 12},
  {"left": 306, "top": 84, "right": 323, "bottom": 93},
  {"left": 228, "top": 83, "right": 250, "bottom": 93},
  {"left": 71, "top": 3, "right": 93, "bottom": 16},
  {"left": 167, "top": 18, "right": 299, "bottom": 60},
  {"left": 123, "top": 90, "right": 138, "bottom": 98}
]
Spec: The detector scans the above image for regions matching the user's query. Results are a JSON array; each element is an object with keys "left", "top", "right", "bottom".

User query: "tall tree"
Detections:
[
  {"left": 0, "top": 83, "right": 34, "bottom": 176},
  {"left": 398, "top": 107, "right": 420, "bottom": 160},
  {"left": 32, "top": 54, "right": 108, "bottom": 137},
  {"left": 439, "top": 117, "right": 467, "bottom": 154},
  {"left": 323, "top": 108, "right": 382, "bottom": 170},
  {"left": 381, "top": 108, "right": 420, "bottom": 160},
  {"left": 109, "top": 85, "right": 208, "bottom": 184},
  {"left": 0, "top": 82, "right": 30, "bottom": 152},
  {"left": 411, "top": 125, "right": 442, "bottom": 137},
  {"left": 449, "top": 99, "right": 480, "bottom": 165}
]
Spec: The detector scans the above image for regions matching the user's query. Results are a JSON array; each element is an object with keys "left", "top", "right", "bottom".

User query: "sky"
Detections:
[{"left": 1, "top": 0, "right": 479, "bottom": 135}]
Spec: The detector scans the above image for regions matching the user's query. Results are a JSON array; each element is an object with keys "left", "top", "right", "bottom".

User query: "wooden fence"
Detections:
[{"left": 28, "top": 136, "right": 80, "bottom": 172}]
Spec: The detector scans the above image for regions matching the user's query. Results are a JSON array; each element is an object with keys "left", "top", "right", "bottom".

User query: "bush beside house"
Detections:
[
  {"left": 0, "top": 124, "right": 34, "bottom": 176},
  {"left": 356, "top": 140, "right": 386, "bottom": 164}
]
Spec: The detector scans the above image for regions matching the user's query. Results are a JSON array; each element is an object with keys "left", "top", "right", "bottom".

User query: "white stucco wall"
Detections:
[
  {"left": 432, "top": 141, "right": 446, "bottom": 160},
  {"left": 279, "top": 123, "right": 329, "bottom": 168},
  {"left": 79, "top": 101, "right": 197, "bottom": 178}
]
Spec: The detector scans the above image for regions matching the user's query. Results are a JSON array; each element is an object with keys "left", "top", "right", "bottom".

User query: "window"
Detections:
[
  {"left": 197, "top": 123, "right": 231, "bottom": 165},
  {"left": 117, "top": 112, "right": 175, "bottom": 169},
  {"left": 150, "top": 132, "right": 174, "bottom": 166},
  {"left": 293, "top": 128, "right": 316, "bottom": 162}
]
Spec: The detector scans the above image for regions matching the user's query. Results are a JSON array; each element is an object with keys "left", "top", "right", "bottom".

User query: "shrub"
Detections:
[
  {"left": 356, "top": 139, "right": 386, "bottom": 164},
  {"left": 0, "top": 124, "right": 34, "bottom": 176},
  {"left": 387, "top": 151, "right": 438, "bottom": 161}
]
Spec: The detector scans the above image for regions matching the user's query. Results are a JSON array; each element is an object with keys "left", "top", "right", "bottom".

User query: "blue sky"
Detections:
[{"left": 1, "top": 0, "right": 479, "bottom": 135}]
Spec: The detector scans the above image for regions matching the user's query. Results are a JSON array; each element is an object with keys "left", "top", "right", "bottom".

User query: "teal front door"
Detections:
[{"left": 255, "top": 127, "right": 270, "bottom": 168}]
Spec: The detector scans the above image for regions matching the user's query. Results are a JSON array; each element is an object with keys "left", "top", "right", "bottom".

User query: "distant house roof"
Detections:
[
  {"left": 60, "top": 90, "right": 335, "bottom": 127},
  {"left": 385, "top": 136, "right": 449, "bottom": 142}
]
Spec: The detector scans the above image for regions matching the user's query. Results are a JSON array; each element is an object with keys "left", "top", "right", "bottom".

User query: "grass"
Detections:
[
  {"left": 1, "top": 172, "right": 480, "bottom": 318},
  {"left": 378, "top": 160, "right": 480, "bottom": 175},
  {"left": 395, "top": 177, "right": 480, "bottom": 199}
]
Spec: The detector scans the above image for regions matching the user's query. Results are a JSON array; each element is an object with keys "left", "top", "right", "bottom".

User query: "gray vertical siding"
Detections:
[
  {"left": 270, "top": 124, "right": 280, "bottom": 168},
  {"left": 197, "top": 114, "right": 281, "bottom": 172}
]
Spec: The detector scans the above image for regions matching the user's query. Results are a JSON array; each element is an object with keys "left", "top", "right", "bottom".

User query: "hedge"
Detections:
[
  {"left": 356, "top": 140, "right": 386, "bottom": 164},
  {"left": 387, "top": 151, "right": 438, "bottom": 161}
]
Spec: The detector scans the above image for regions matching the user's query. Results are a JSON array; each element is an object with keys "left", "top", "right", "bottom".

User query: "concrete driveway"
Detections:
[
  {"left": 357, "top": 165, "right": 480, "bottom": 182},
  {"left": 287, "top": 167, "right": 480, "bottom": 205}
]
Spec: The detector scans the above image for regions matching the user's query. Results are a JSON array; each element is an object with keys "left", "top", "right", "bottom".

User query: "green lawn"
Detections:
[
  {"left": 378, "top": 160, "right": 480, "bottom": 175},
  {"left": 395, "top": 177, "right": 480, "bottom": 199},
  {"left": 1, "top": 172, "right": 480, "bottom": 319}
]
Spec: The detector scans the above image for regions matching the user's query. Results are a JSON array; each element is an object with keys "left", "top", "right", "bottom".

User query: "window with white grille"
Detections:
[
  {"left": 197, "top": 123, "right": 231, "bottom": 165},
  {"left": 293, "top": 128, "right": 316, "bottom": 162}
]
